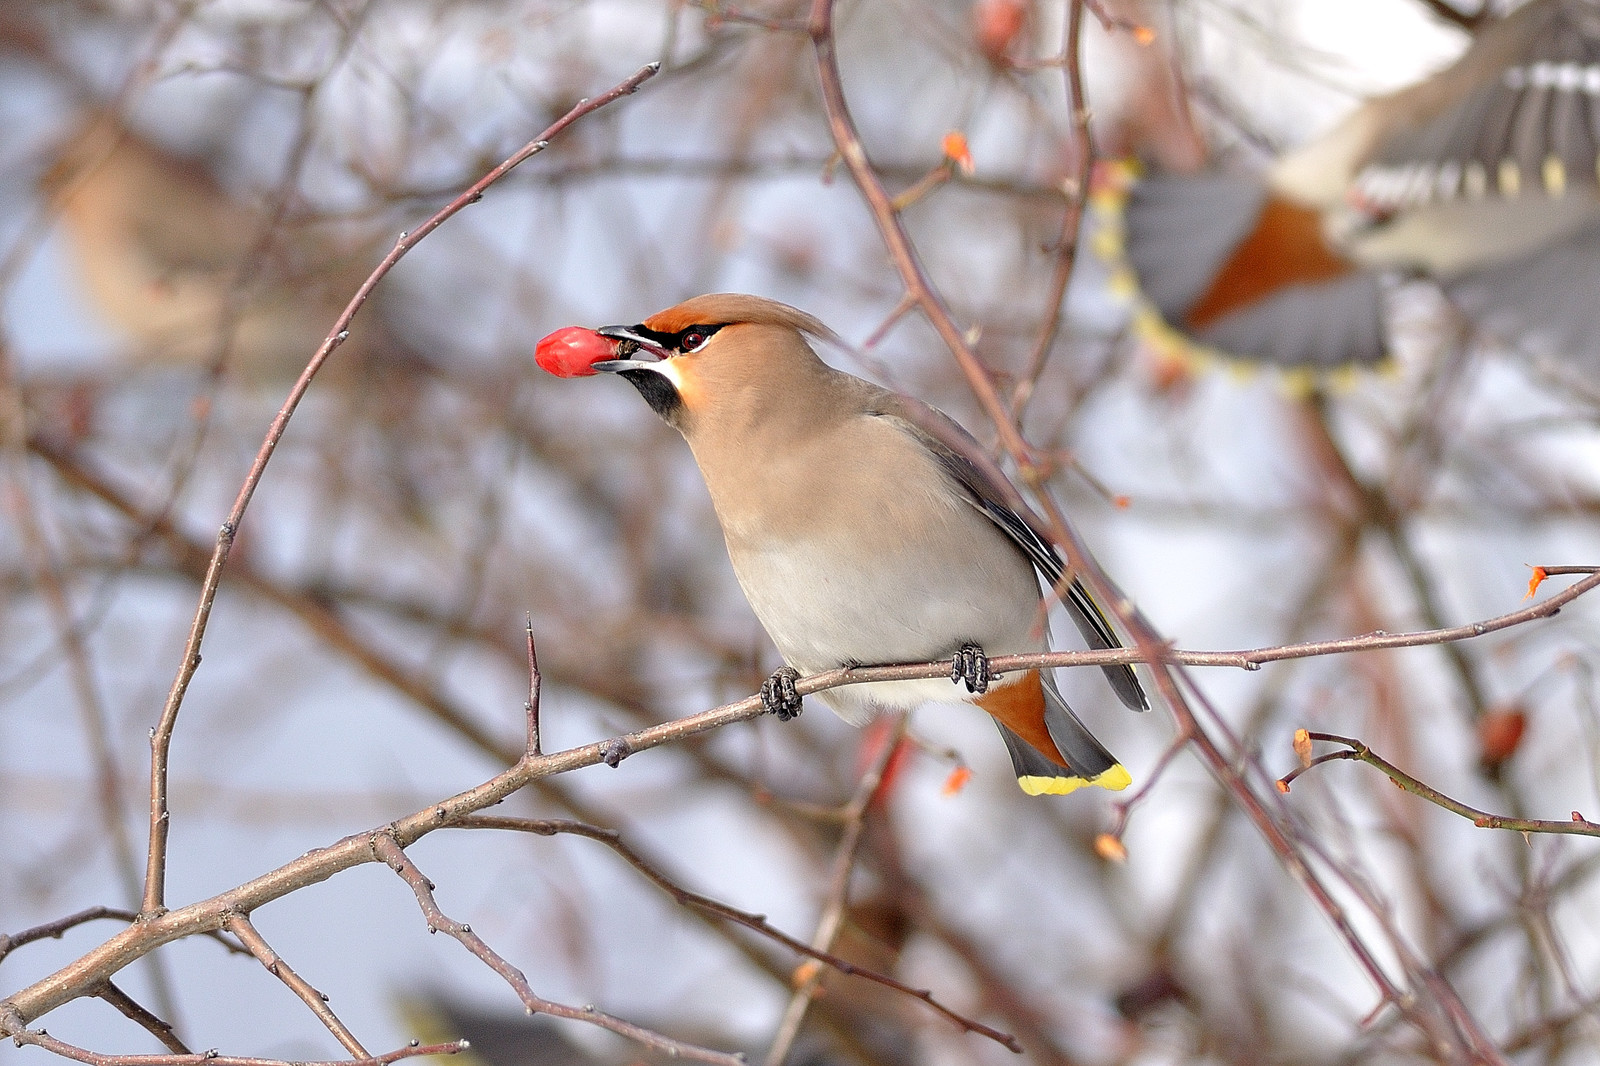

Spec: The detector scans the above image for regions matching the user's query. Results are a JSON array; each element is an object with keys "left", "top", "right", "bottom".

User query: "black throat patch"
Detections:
[{"left": 620, "top": 368, "right": 683, "bottom": 422}]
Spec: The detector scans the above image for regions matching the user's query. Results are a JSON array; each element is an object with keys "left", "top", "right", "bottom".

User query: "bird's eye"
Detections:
[{"left": 679, "top": 328, "right": 714, "bottom": 352}]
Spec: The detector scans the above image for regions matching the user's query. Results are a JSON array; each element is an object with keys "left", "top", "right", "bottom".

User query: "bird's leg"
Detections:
[
  {"left": 951, "top": 643, "right": 992, "bottom": 694},
  {"left": 761, "top": 666, "right": 803, "bottom": 720}
]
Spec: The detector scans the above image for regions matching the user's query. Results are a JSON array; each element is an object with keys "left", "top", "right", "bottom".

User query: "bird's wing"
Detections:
[
  {"left": 874, "top": 390, "right": 1148, "bottom": 712},
  {"left": 1359, "top": 0, "right": 1600, "bottom": 210},
  {"left": 1124, "top": 173, "right": 1387, "bottom": 366},
  {"left": 1447, "top": 215, "right": 1600, "bottom": 369}
]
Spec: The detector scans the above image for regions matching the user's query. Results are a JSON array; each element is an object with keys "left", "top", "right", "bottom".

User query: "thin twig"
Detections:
[
  {"left": 1011, "top": 0, "right": 1095, "bottom": 423},
  {"left": 138, "top": 61, "right": 660, "bottom": 916},
  {"left": 370, "top": 834, "right": 744, "bottom": 1066},
  {"left": 0, "top": 907, "right": 247, "bottom": 966},
  {"left": 525, "top": 615, "right": 542, "bottom": 757},
  {"left": 456, "top": 815, "right": 1023, "bottom": 1053},
  {"left": 764, "top": 716, "right": 907, "bottom": 1066},
  {"left": 1283, "top": 732, "right": 1600, "bottom": 838},
  {"left": 1, "top": 1017, "right": 463, "bottom": 1066},
  {"left": 93, "top": 982, "right": 189, "bottom": 1056},
  {"left": 223, "top": 913, "right": 367, "bottom": 1057}
]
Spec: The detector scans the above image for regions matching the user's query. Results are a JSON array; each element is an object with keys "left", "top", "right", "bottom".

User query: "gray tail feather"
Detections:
[
  {"left": 995, "top": 679, "right": 1119, "bottom": 783},
  {"left": 1124, "top": 171, "right": 1387, "bottom": 367}
]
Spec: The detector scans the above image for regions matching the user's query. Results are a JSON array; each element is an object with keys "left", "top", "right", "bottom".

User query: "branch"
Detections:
[
  {"left": 806, "top": 0, "right": 1034, "bottom": 462},
  {"left": 763, "top": 717, "right": 907, "bottom": 1066},
  {"left": 223, "top": 914, "right": 367, "bottom": 1057},
  {"left": 455, "top": 816, "right": 1023, "bottom": 1054},
  {"left": 138, "top": 61, "right": 660, "bottom": 916},
  {"left": 1, "top": 1019, "right": 463, "bottom": 1066},
  {"left": 8, "top": 569, "right": 1591, "bottom": 1034},
  {"left": 1282, "top": 732, "right": 1600, "bottom": 839},
  {"left": 1414, "top": 0, "right": 1490, "bottom": 32},
  {"left": 93, "top": 982, "right": 188, "bottom": 1056},
  {"left": 0, "top": 907, "right": 247, "bottom": 967},
  {"left": 371, "top": 834, "right": 744, "bottom": 1066}
]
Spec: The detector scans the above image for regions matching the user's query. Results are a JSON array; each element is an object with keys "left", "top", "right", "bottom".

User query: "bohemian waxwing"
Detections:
[
  {"left": 1121, "top": 0, "right": 1600, "bottom": 368},
  {"left": 39, "top": 112, "right": 390, "bottom": 379},
  {"left": 536, "top": 294, "right": 1148, "bottom": 796}
]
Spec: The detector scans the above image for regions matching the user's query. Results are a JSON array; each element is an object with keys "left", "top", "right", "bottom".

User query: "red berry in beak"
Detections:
[{"left": 535, "top": 326, "right": 615, "bottom": 377}]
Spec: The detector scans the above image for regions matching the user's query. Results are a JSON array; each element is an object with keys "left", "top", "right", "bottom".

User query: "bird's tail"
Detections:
[
  {"left": 980, "top": 672, "right": 1130, "bottom": 796},
  {"left": 1118, "top": 170, "right": 1386, "bottom": 367}
]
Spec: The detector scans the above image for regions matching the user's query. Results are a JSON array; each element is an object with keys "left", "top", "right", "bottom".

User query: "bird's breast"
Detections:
[{"left": 703, "top": 417, "right": 1046, "bottom": 719}]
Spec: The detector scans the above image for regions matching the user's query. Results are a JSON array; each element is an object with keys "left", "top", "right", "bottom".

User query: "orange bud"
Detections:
[
  {"left": 792, "top": 959, "right": 822, "bottom": 987},
  {"left": 973, "top": 0, "right": 1027, "bottom": 65},
  {"left": 1292, "top": 728, "right": 1313, "bottom": 768},
  {"left": 1275, "top": 779, "right": 1291, "bottom": 793},
  {"left": 942, "top": 131, "right": 975, "bottom": 176},
  {"left": 1113, "top": 495, "right": 1131, "bottom": 510},
  {"left": 941, "top": 764, "right": 974, "bottom": 796},
  {"left": 1146, "top": 348, "right": 1194, "bottom": 395},
  {"left": 1477, "top": 708, "right": 1527, "bottom": 770},
  {"left": 1132, "top": 25, "right": 1156, "bottom": 46},
  {"left": 1094, "top": 833, "right": 1128, "bottom": 863},
  {"left": 1525, "top": 565, "right": 1548, "bottom": 600}
]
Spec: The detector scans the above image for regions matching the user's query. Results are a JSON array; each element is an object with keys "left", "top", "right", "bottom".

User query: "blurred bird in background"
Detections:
[
  {"left": 38, "top": 110, "right": 394, "bottom": 381},
  {"left": 31, "top": 108, "right": 459, "bottom": 522},
  {"left": 1116, "top": 0, "right": 1600, "bottom": 370}
]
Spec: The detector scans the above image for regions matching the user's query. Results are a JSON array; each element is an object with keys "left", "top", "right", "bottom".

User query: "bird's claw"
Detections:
[
  {"left": 761, "top": 667, "right": 803, "bottom": 720},
  {"left": 951, "top": 643, "right": 992, "bottom": 694}
]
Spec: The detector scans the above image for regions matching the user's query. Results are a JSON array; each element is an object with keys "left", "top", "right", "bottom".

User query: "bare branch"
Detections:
[
  {"left": 2, "top": 1017, "right": 463, "bottom": 1066},
  {"left": 1283, "top": 731, "right": 1600, "bottom": 838},
  {"left": 93, "top": 982, "right": 188, "bottom": 1056},
  {"left": 371, "top": 834, "right": 743, "bottom": 1066},
  {"left": 456, "top": 815, "right": 1024, "bottom": 1053},
  {"left": 524, "top": 616, "right": 542, "bottom": 757},
  {"left": 223, "top": 914, "right": 368, "bottom": 1058},
  {"left": 139, "top": 61, "right": 661, "bottom": 916},
  {"left": 764, "top": 716, "right": 906, "bottom": 1066}
]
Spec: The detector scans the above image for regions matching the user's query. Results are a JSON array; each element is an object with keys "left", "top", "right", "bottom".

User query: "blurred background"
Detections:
[{"left": 1, "top": 1, "right": 1597, "bottom": 1064}]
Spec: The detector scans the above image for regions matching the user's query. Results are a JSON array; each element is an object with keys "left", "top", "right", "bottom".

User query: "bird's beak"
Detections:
[{"left": 591, "top": 324, "right": 671, "bottom": 373}]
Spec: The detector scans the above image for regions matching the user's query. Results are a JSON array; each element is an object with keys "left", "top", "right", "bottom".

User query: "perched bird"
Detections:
[
  {"left": 1120, "top": 0, "right": 1600, "bottom": 368},
  {"left": 536, "top": 294, "right": 1147, "bottom": 795}
]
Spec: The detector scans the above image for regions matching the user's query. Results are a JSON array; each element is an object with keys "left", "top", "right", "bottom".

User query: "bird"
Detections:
[
  {"left": 535, "top": 294, "right": 1148, "bottom": 796},
  {"left": 1117, "top": 0, "right": 1600, "bottom": 369},
  {"left": 38, "top": 110, "right": 404, "bottom": 381},
  {"left": 40, "top": 112, "right": 339, "bottom": 375}
]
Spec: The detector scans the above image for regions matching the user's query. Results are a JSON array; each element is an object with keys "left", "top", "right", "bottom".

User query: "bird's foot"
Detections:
[
  {"left": 761, "top": 667, "right": 803, "bottom": 720},
  {"left": 951, "top": 643, "right": 992, "bottom": 694}
]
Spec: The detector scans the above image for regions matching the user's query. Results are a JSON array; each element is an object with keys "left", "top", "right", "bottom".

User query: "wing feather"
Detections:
[{"left": 874, "top": 392, "right": 1148, "bottom": 712}]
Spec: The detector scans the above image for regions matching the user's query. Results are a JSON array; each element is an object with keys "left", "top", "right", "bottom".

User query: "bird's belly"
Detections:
[{"left": 728, "top": 533, "right": 1042, "bottom": 724}]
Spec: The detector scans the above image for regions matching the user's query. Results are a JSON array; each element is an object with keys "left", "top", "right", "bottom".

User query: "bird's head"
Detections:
[{"left": 536, "top": 294, "right": 839, "bottom": 429}]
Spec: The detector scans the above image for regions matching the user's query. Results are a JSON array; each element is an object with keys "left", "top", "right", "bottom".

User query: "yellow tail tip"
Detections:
[{"left": 1017, "top": 763, "right": 1133, "bottom": 796}]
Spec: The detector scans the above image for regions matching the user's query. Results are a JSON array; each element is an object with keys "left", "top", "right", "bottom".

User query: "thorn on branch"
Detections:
[{"left": 525, "top": 615, "right": 542, "bottom": 757}]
